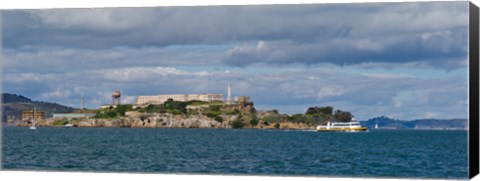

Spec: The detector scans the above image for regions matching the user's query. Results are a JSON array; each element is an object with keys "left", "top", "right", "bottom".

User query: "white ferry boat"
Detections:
[{"left": 316, "top": 120, "right": 368, "bottom": 132}]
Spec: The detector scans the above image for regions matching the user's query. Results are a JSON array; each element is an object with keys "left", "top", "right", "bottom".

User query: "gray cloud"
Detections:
[
  {"left": 2, "top": 64, "right": 468, "bottom": 120},
  {"left": 3, "top": 2, "right": 468, "bottom": 68},
  {"left": 1, "top": 2, "right": 470, "bottom": 120},
  {"left": 2, "top": 46, "right": 224, "bottom": 74},
  {"left": 222, "top": 27, "right": 467, "bottom": 68},
  {"left": 2, "top": 2, "right": 469, "bottom": 70}
]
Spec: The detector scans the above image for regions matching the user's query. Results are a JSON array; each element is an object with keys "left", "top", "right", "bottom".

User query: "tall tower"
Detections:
[
  {"left": 227, "top": 82, "right": 232, "bottom": 104},
  {"left": 81, "top": 95, "right": 85, "bottom": 112},
  {"left": 112, "top": 90, "right": 121, "bottom": 105}
]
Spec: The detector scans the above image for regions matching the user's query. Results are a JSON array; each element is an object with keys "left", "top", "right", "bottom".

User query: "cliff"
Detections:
[{"left": 17, "top": 112, "right": 312, "bottom": 129}]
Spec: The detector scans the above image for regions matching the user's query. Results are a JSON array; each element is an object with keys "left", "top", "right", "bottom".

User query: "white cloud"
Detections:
[
  {"left": 101, "top": 66, "right": 210, "bottom": 82},
  {"left": 33, "top": 8, "right": 157, "bottom": 32},
  {"left": 424, "top": 112, "right": 439, "bottom": 118},
  {"left": 122, "top": 96, "right": 138, "bottom": 105},
  {"left": 4, "top": 73, "right": 42, "bottom": 83},
  {"left": 362, "top": 73, "right": 416, "bottom": 79},
  {"left": 393, "top": 99, "right": 403, "bottom": 108},
  {"left": 40, "top": 89, "right": 71, "bottom": 99},
  {"left": 316, "top": 87, "right": 347, "bottom": 99}
]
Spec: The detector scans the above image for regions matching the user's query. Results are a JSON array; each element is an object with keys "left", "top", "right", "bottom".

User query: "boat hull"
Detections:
[{"left": 316, "top": 127, "right": 368, "bottom": 132}]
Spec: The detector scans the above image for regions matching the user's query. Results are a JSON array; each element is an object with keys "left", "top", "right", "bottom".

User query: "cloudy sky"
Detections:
[{"left": 1, "top": 2, "right": 470, "bottom": 120}]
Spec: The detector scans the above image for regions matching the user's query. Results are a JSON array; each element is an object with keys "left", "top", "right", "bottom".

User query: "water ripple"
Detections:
[{"left": 2, "top": 127, "right": 468, "bottom": 179}]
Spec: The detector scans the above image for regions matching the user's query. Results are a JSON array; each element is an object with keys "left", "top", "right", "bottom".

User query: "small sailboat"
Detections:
[
  {"left": 29, "top": 107, "right": 38, "bottom": 130},
  {"left": 374, "top": 123, "right": 379, "bottom": 129},
  {"left": 29, "top": 119, "right": 37, "bottom": 130}
]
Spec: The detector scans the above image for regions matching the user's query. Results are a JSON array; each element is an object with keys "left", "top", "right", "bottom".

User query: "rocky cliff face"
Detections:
[
  {"left": 16, "top": 111, "right": 314, "bottom": 130},
  {"left": 23, "top": 113, "right": 229, "bottom": 128}
]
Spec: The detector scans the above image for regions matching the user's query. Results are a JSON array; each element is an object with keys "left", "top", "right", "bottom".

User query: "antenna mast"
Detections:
[
  {"left": 227, "top": 82, "right": 232, "bottom": 104},
  {"left": 82, "top": 95, "right": 85, "bottom": 113}
]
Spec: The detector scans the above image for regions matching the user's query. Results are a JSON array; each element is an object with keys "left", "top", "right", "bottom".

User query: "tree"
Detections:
[
  {"left": 116, "top": 104, "right": 133, "bottom": 116},
  {"left": 287, "top": 114, "right": 307, "bottom": 123},
  {"left": 306, "top": 106, "right": 333, "bottom": 115},
  {"left": 334, "top": 110, "right": 352, "bottom": 122},
  {"left": 164, "top": 98, "right": 174, "bottom": 109},
  {"left": 106, "top": 111, "right": 117, "bottom": 118},
  {"left": 231, "top": 119, "right": 244, "bottom": 129},
  {"left": 163, "top": 99, "right": 187, "bottom": 114},
  {"left": 249, "top": 118, "right": 259, "bottom": 127},
  {"left": 209, "top": 105, "right": 221, "bottom": 111},
  {"left": 274, "top": 122, "right": 280, "bottom": 129}
]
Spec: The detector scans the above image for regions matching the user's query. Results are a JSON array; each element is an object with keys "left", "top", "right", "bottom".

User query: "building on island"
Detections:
[
  {"left": 135, "top": 93, "right": 223, "bottom": 106},
  {"left": 21, "top": 110, "right": 45, "bottom": 121},
  {"left": 53, "top": 113, "right": 96, "bottom": 120},
  {"left": 234, "top": 96, "right": 251, "bottom": 103},
  {"left": 100, "top": 90, "right": 123, "bottom": 109},
  {"left": 112, "top": 90, "right": 121, "bottom": 105},
  {"left": 133, "top": 83, "right": 250, "bottom": 107}
]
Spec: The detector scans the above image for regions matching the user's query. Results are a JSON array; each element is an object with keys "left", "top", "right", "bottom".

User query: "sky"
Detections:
[{"left": 1, "top": 2, "right": 470, "bottom": 120}]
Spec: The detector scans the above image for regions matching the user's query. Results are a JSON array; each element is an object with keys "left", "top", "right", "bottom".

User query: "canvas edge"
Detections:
[{"left": 469, "top": 1, "right": 480, "bottom": 179}]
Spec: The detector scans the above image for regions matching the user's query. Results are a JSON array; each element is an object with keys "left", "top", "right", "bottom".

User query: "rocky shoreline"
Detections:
[{"left": 12, "top": 112, "right": 316, "bottom": 130}]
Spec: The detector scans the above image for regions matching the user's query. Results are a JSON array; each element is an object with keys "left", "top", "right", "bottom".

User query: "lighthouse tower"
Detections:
[{"left": 227, "top": 82, "right": 232, "bottom": 104}]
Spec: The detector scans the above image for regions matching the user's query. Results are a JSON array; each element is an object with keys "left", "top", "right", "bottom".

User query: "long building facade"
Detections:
[
  {"left": 135, "top": 94, "right": 224, "bottom": 105},
  {"left": 21, "top": 110, "right": 45, "bottom": 121},
  {"left": 53, "top": 113, "right": 96, "bottom": 120}
]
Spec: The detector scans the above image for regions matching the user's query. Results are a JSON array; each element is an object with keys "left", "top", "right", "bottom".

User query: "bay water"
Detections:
[{"left": 1, "top": 126, "right": 468, "bottom": 179}]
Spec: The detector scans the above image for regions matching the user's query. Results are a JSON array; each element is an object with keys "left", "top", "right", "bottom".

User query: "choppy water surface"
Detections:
[{"left": 2, "top": 126, "right": 468, "bottom": 178}]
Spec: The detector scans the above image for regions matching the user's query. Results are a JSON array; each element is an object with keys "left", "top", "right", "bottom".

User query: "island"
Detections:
[
  {"left": 3, "top": 93, "right": 353, "bottom": 129},
  {"left": 2, "top": 93, "right": 467, "bottom": 130}
]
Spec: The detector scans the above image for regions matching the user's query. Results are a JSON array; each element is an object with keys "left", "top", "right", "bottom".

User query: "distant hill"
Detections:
[
  {"left": 1, "top": 93, "right": 75, "bottom": 122},
  {"left": 2, "top": 93, "right": 32, "bottom": 103},
  {"left": 361, "top": 116, "right": 468, "bottom": 130}
]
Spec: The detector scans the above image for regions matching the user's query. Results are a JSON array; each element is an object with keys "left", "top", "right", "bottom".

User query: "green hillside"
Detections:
[{"left": 1, "top": 93, "right": 75, "bottom": 122}]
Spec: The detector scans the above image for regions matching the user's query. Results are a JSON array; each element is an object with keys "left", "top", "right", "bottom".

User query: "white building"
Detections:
[
  {"left": 53, "top": 113, "right": 96, "bottom": 120},
  {"left": 135, "top": 94, "right": 224, "bottom": 105}
]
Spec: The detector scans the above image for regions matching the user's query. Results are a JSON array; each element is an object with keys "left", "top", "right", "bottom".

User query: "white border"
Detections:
[{"left": 0, "top": 0, "right": 478, "bottom": 181}]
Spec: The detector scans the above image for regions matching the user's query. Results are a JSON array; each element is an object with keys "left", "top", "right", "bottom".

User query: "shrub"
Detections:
[
  {"left": 287, "top": 114, "right": 307, "bottom": 123},
  {"left": 263, "top": 115, "right": 277, "bottom": 123},
  {"left": 167, "top": 109, "right": 182, "bottom": 115},
  {"left": 206, "top": 111, "right": 221, "bottom": 118},
  {"left": 249, "top": 118, "right": 259, "bottom": 127},
  {"left": 209, "top": 105, "right": 221, "bottom": 111},
  {"left": 214, "top": 116, "right": 224, "bottom": 123},
  {"left": 226, "top": 109, "right": 240, "bottom": 115},
  {"left": 52, "top": 120, "right": 68, "bottom": 126},
  {"left": 231, "top": 119, "right": 244, "bottom": 129},
  {"left": 274, "top": 122, "right": 280, "bottom": 129},
  {"left": 106, "top": 111, "right": 117, "bottom": 118},
  {"left": 115, "top": 104, "right": 133, "bottom": 116}
]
